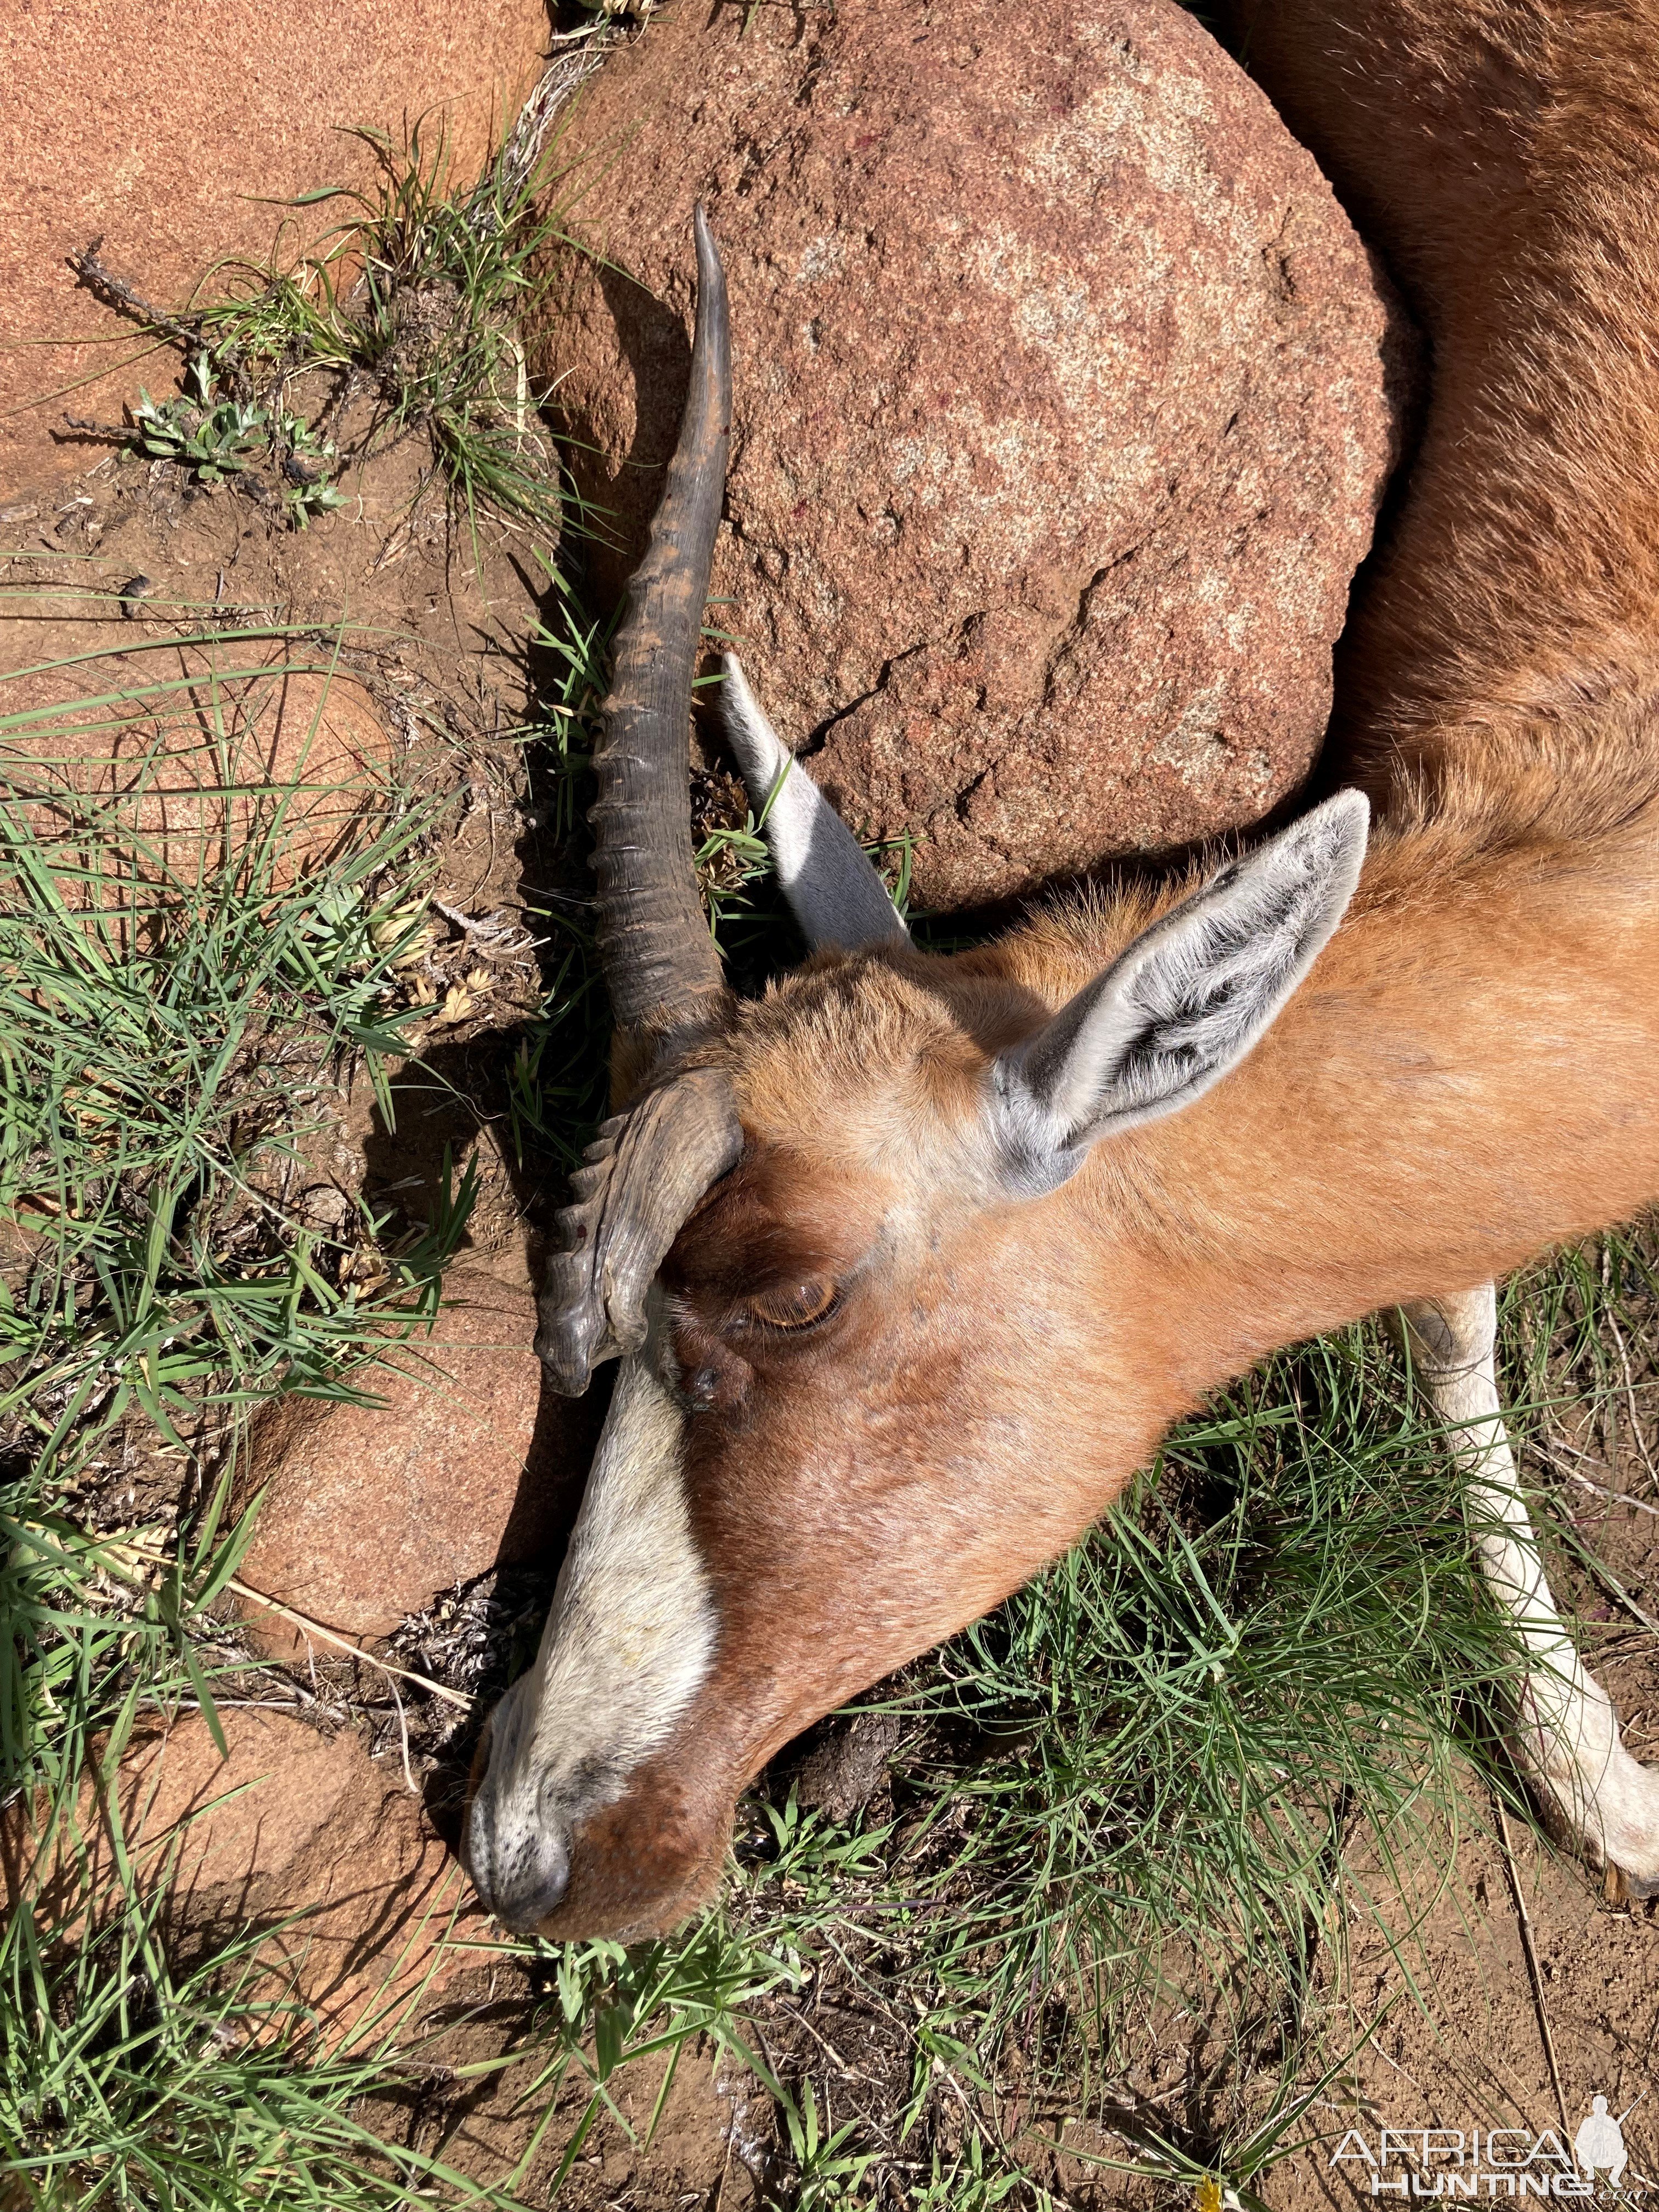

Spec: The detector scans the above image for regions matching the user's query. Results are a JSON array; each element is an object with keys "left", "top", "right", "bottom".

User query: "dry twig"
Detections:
[
  {"left": 1565, "top": 1468, "right": 1659, "bottom": 1521},
  {"left": 66, "top": 235, "right": 204, "bottom": 352},
  {"left": 1493, "top": 1795, "right": 1570, "bottom": 2139},
  {"left": 222, "top": 1576, "right": 475, "bottom": 1711},
  {"left": 1601, "top": 1306, "right": 1658, "bottom": 1487},
  {"left": 79, "top": 1527, "right": 474, "bottom": 1711}
]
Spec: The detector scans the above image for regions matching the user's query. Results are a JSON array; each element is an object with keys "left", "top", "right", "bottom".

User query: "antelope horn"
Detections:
[
  {"left": 538, "top": 207, "right": 743, "bottom": 1396},
  {"left": 590, "top": 200, "right": 732, "bottom": 1042},
  {"left": 534, "top": 1067, "right": 741, "bottom": 1393}
]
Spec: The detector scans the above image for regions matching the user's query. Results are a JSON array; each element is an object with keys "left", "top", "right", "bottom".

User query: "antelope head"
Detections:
[{"left": 462, "top": 211, "right": 1369, "bottom": 1939}]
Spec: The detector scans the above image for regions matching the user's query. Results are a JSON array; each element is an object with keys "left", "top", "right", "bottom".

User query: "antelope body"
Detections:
[{"left": 465, "top": 0, "right": 1659, "bottom": 1939}]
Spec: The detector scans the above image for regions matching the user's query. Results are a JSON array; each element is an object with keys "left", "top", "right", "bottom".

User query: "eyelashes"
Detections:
[{"left": 744, "top": 1278, "right": 840, "bottom": 1331}]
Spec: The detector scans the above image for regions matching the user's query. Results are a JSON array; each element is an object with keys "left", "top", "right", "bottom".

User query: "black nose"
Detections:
[
  {"left": 461, "top": 1791, "right": 500, "bottom": 1916},
  {"left": 463, "top": 1792, "right": 571, "bottom": 1931},
  {"left": 496, "top": 1860, "right": 571, "bottom": 1933}
]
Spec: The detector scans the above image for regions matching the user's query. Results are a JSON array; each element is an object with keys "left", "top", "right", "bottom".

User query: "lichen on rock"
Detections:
[{"left": 539, "top": 0, "right": 1418, "bottom": 908}]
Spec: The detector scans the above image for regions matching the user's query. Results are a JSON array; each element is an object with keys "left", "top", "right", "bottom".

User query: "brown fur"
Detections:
[{"left": 529, "top": 0, "right": 1659, "bottom": 1942}]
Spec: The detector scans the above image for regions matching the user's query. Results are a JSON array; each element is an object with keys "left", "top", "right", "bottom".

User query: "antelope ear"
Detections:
[
  {"left": 990, "top": 791, "right": 1369, "bottom": 1192},
  {"left": 720, "top": 654, "right": 911, "bottom": 953}
]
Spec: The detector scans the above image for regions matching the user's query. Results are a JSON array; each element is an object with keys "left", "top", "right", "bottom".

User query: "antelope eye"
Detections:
[{"left": 746, "top": 1279, "right": 838, "bottom": 1330}]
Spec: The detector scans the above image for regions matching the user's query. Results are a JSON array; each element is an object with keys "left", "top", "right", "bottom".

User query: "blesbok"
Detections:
[{"left": 464, "top": 0, "right": 1659, "bottom": 1937}]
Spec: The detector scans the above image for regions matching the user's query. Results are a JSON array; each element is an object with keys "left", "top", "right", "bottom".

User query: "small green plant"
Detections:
[
  {"left": 905, "top": 2136, "right": 1027, "bottom": 2210},
  {"left": 0, "top": 1832, "right": 528, "bottom": 2210},
  {"left": 780, "top": 2079, "right": 879, "bottom": 2210},
  {"left": 0, "top": 716, "right": 459, "bottom": 1475},
  {"left": 128, "top": 354, "right": 264, "bottom": 485},
  {"left": 123, "top": 353, "right": 351, "bottom": 523},
  {"left": 133, "top": 111, "right": 575, "bottom": 542},
  {"left": 66, "top": 92, "right": 589, "bottom": 544},
  {"left": 275, "top": 409, "right": 350, "bottom": 527}
]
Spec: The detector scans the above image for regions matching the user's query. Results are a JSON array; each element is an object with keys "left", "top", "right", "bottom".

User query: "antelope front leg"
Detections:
[{"left": 1401, "top": 1284, "right": 1659, "bottom": 1895}]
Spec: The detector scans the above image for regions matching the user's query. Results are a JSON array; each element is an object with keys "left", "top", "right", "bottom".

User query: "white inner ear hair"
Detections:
[
  {"left": 1403, "top": 1284, "right": 1659, "bottom": 1886},
  {"left": 994, "top": 792, "right": 1369, "bottom": 1183},
  {"left": 1088, "top": 792, "right": 1368, "bottom": 1125}
]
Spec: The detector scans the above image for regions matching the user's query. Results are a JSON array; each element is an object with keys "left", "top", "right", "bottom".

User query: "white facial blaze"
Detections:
[
  {"left": 471, "top": 1338, "right": 716, "bottom": 1908},
  {"left": 535, "top": 1346, "right": 715, "bottom": 1763}
]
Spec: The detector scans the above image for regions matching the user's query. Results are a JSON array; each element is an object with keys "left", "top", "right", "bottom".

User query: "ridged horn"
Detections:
[
  {"left": 589, "top": 201, "right": 731, "bottom": 1043},
  {"left": 534, "top": 1068, "right": 743, "bottom": 1393},
  {"left": 538, "top": 210, "right": 743, "bottom": 1397}
]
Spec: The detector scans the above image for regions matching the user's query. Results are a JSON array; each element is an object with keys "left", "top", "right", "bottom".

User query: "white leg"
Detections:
[{"left": 1401, "top": 1283, "right": 1659, "bottom": 1893}]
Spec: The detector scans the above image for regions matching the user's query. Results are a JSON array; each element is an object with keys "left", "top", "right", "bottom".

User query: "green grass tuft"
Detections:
[
  {"left": 1, "top": 1861, "right": 528, "bottom": 2210},
  {"left": 68, "top": 104, "right": 584, "bottom": 543},
  {"left": 0, "top": 634, "right": 480, "bottom": 1809}
]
